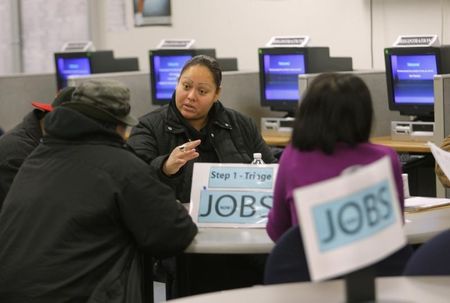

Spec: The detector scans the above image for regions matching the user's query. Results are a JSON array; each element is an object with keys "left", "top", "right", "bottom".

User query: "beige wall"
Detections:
[
  {"left": 3, "top": 0, "right": 450, "bottom": 130},
  {"left": 91, "top": 0, "right": 371, "bottom": 72},
  {"left": 91, "top": 0, "right": 450, "bottom": 73},
  {"left": 372, "top": 0, "right": 450, "bottom": 68}
]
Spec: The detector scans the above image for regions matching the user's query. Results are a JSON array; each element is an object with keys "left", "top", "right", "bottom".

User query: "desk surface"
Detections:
[
  {"left": 169, "top": 276, "right": 450, "bottom": 303},
  {"left": 263, "top": 135, "right": 430, "bottom": 153},
  {"left": 262, "top": 134, "right": 291, "bottom": 147},
  {"left": 404, "top": 204, "right": 450, "bottom": 244},
  {"left": 185, "top": 201, "right": 450, "bottom": 253},
  {"left": 185, "top": 228, "right": 271, "bottom": 254},
  {"left": 370, "top": 136, "right": 430, "bottom": 153}
]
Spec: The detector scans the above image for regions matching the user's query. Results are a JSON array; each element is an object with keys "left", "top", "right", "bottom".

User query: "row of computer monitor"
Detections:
[
  {"left": 55, "top": 45, "right": 450, "bottom": 122},
  {"left": 258, "top": 46, "right": 450, "bottom": 121}
]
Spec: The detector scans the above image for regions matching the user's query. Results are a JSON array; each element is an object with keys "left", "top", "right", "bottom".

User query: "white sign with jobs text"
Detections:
[
  {"left": 190, "top": 162, "right": 278, "bottom": 228},
  {"left": 294, "top": 157, "right": 406, "bottom": 281}
]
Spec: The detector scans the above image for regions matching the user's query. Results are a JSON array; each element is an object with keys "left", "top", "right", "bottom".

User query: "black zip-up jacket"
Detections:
[
  {"left": 0, "top": 107, "right": 197, "bottom": 303},
  {"left": 0, "top": 110, "right": 42, "bottom": 208},
  {"left": 128, "top": 98, "right": 277, "bottom": 203}
]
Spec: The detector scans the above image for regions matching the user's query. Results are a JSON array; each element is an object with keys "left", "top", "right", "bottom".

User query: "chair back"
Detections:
[
  {"left": 264, "top": 225, "right": 413, "bottom": 284},
  {"left": 404, "top": 229, "right": 450, "bottom": 276},
  {"left": 264, "top": 226, "right": 310, "bottom": 284}
]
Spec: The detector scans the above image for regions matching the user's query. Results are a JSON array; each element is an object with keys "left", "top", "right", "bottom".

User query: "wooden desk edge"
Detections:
[
  {"left": 405, "top": 203, "right": 450, "bottom": 214},
  {"left": 370, "top": 136, "right": 430, "bottom": 153},
  {"left": 263, "top": 135, "right": 430, "bottom": 153}
]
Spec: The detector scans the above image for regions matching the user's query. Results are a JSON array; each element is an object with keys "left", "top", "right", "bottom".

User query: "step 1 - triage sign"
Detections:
[
  {"left": 294, "top": 157, "right": 406, "bottom": 281},
  {"left": 189, "top": 163, "right": 279, "bottom": 227}
]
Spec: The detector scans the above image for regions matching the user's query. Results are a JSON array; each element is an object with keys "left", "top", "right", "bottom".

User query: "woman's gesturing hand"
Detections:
[{"left": 162, "top": 139, "right": 201, "bottom": 176}]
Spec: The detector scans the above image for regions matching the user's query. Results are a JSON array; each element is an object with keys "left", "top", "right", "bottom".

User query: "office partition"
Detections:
[
  {"left": 0, "top": 73, "right": 56, "bottom": 131},
  {"left": 298, "top": 71, "right": 408, "bottom": 137},
  {"left": 68, "top": 70, "right": 281, "bottom": 128}
]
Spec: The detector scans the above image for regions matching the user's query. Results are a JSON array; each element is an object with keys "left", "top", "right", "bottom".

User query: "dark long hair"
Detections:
[{"left": 292, "top": 73, "right": 373, "bottom": 154}]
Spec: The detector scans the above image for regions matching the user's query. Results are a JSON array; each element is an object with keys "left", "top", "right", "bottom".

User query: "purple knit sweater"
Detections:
[{"left": 266, "top": 142, "right": 404, "bottom": 242}]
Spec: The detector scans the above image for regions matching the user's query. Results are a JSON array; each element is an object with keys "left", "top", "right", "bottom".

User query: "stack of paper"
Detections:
[
  {"left": 428, "top": 141, "right": 450, "bottom": 180},
  {"left": 405, "top": 196, "right": 450, "bottom": 212}
]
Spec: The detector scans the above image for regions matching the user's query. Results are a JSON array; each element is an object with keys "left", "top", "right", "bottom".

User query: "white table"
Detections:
[
  {"left": 185, "top": 205, "right": 450, "bottom": 254},
  {"left": 185, "top": 228, "right": 272, "bottom": 254},
  {"left": 404, "top": 205, "right": 450, "bottom": 244},
  {"left": 168, "top": 276, "right": 450, "bottom": 303},
  {"left": 175, "top": 203, "right": 450, "bottom": 298}
]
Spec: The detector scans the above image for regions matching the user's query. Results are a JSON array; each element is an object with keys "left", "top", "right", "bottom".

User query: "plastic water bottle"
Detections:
[{"left": 251, "top": 153, "right": 265, "bottom": 165}]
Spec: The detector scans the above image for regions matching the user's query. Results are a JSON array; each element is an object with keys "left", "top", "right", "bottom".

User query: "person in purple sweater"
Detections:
[{"left": 266, "top": 73, "right": 404, "bottom": 242}]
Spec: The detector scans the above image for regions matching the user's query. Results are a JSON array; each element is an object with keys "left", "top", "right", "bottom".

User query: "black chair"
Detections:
[
  {"left": 403, "top": 229, "right": 450, "bottom": 276},
  {"left": 264, "top": 226, "right": 310, "bottom": 284},
  {"left": 264, "top": 225, "right": 413, "bottom": 285}
]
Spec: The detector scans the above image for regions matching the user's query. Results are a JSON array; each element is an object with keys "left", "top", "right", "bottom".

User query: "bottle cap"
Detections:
[{"left": 253, "top": 152, "right": 262, "bottom": 159}]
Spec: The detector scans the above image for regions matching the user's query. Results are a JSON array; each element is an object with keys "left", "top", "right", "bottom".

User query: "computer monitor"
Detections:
[
  {"left": 149, "top": 49, "right": 216, "bottom": 105},
  {"left": 54, "top": 52, "right": 92, "bottom": 91},
  {"left": 258, "top": 47, "right": 353, "bottom": 116},
  {"left": 258, "top": 48, "right": 307, "bottom": 115},
  {"left": 54, "top": 51, "right": 139, "bottom": 91},
  {"left": 385, "top": 46, "right": 450, "bottom": 121}
]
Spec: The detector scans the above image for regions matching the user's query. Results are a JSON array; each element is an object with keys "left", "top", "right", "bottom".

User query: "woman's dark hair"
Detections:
[
  {"left": 179, "top": 55, "right": 222, "bottom": 90},
  {"left": 292, "top": 72, "right": 373, "bottom": 154}
]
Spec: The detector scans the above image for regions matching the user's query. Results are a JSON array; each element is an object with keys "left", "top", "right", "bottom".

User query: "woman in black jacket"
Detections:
[
  {"left": 128, "top": 55, "right": 276, "bottom": 203},
  {"left": 128, "top": 55, "right": 275, "bottom": 296}
]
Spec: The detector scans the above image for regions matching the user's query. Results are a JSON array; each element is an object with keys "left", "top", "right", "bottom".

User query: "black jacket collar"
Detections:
[{"left": 165, "top": 93, "right": 233, "bottom": 135}]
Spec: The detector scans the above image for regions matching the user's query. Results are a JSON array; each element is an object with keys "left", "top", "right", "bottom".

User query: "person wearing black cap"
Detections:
[
  {"left": 0, "top": 79, "right": 197, "bottom": 303},
  {"left": 0, "top": 86, "right": 75, "bottom": 208}
]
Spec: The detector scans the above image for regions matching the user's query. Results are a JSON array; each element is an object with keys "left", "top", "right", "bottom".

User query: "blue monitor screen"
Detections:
[
  {"left": 390, "top": 54, "right": 438, "bottom": 105},
  {"left": 263, "top": 54, "right": 306, "bottom": 101},
  {"left": 153, "top": 55, "right": 193, "bottom": 100},
  {"left": 56, "top": 57, "right": 91, "bottom": 89}
]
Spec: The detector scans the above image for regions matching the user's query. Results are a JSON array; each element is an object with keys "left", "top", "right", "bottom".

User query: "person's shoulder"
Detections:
[
  {"left": 0, "top": 124, "right": 33, "bottom": 155},
  {"left": 281, "top": 144, "right": 320, "bottom": 160},
  {"left": 140, "top": 106, "right": 168, "bottom": 119},
  {"left": 112, "top": 143, "right": 146, "bottom": 161},
  {"left": 361, "top": 142, "right": 398, "bottom": 157},
  {"left": 98, "top": 153, "right": 158, "bottom": 191},
  {"left": 0, "top": 133, "right": 16, "bottom": 159},
  {"left": 220, "top": 105, "right": 254, "bottom": 127},
  {"left": 100, "top": 144, "right": 153, "bottom": 176},
  {"left": 138, "top": 106, "right": 168, "bottom": 125}
]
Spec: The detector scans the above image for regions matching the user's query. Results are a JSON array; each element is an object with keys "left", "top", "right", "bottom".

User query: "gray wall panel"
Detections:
[
  {"left": 68, "top": 70, "right": 283, "bottom": 129},
  {"left": 0, "top": 73, "right": 56, "bottom": 131},
  {"left": 299, "top": 71, "right": 407, "bottom": 137}
]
